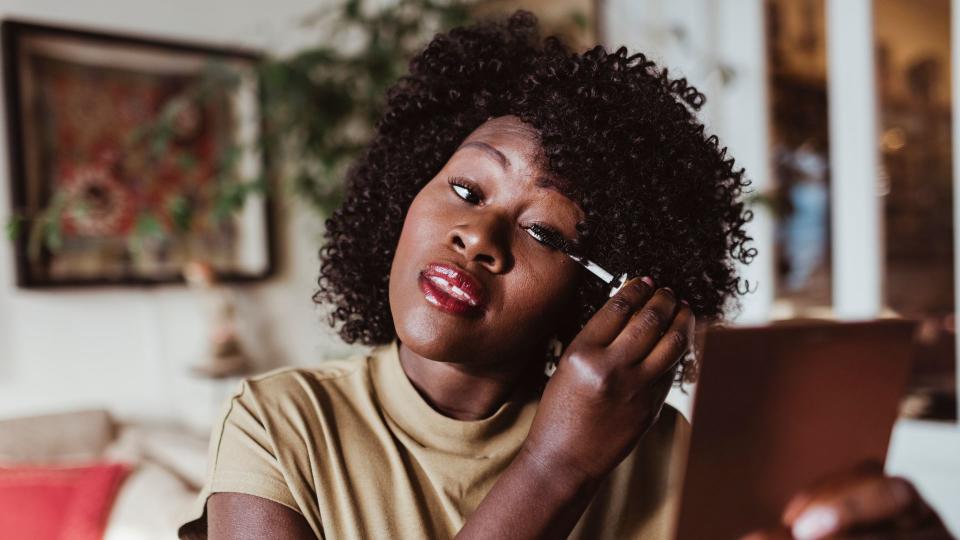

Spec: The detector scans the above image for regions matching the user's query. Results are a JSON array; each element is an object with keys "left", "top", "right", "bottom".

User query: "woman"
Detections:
[{"left": 179, "top": 11, "right": 952, "bottom": 540}]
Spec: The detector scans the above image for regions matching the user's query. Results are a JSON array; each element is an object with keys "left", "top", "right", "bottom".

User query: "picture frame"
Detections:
[{"left": 3, "top": 19, "right": 275, "bottom": 287}]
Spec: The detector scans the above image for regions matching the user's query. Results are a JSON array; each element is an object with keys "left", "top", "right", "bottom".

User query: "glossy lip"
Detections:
[{"left": 418, "top": 262, "right": 487, "bottom": 315}]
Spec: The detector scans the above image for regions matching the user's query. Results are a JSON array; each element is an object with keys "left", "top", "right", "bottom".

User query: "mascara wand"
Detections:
[{"left": 525, "top": 224, "right": 630, "bottom": 297}]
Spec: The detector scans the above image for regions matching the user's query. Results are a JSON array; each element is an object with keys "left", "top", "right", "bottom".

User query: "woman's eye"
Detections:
[{"left": 448, "top": 178, "right": 482, "bottom": 205}]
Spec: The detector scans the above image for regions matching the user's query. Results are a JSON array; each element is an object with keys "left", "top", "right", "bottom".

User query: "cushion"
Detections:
[
  {"left": 103, "top": 461, "right": 198, "bottom": 540},
  {"left": 105, "top": 424, "right": 209, "bottom": 490},
  {"left": 0, "top": 463, "right": 130, "bottom": 540},
  {"left": 0, "top": 409, "right": 115, "bottom": 463}
]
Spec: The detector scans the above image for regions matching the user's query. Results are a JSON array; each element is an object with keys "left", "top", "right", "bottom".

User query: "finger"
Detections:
[
  {"left": 787, "top": 476, "right": 918, "bottom": 540},
  {"left": 739, "top": 528, "right": 793, "bottom": 540},
  {"left": 578, "top": 277, "right": 655, "bottom": 346},
  {"left": 833, "top": 525, "right": 952, "bottom": 540},
  {"left": 783, "top": 463, "right": 885, "bottom": 523},
  {"left": 635, "top": 304, "right": 694, "bottom": 380},
  {"left": 608, "top": 287, "right": 679, "bottom": 361}
]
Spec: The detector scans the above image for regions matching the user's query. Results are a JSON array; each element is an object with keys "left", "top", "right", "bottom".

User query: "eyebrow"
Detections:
[
  {"left": 457, "top": 141, "right": 511, "bottom": 170},
  {"left": 456, "top": 141, "right": 560, "bottom": 191},
  {"left": 456, "top": 140, "right": 585, "bottom": 236}
]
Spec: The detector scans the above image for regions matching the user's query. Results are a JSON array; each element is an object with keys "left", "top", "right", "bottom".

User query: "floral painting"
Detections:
[{"left": 4, "top": 21, "right": 273, "bottom": 286}]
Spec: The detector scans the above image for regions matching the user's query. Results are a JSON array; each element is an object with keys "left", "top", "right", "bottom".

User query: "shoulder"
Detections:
[
  {"left": 646, "top": 403, "right": 690, "bottom": 447},
  {"left": 600, "top": 403, "right": 688, "bottom": 485},
  {"left": 247, "top": 352, "right": 369, "bottom": 387},
  {"left": 571, "top": 404, "right": 690, "bottom": 538},
  {"left": 234, "top": 353, "right": 372, "bottom": 410},
  {"left": 214, "top": 350, "right": 385, "bottom": 447},
  {"left": 664, "top": 404, "right": 691, "bottom": 436},
  {"left": 613, "top": 403, "right": 689, "bottom": 491},
  {"left": 180, "top": 351, "right": 380, "bottom": 538},
  {"left": 637, "top": 403, "right": 690, "bottom": 479}
]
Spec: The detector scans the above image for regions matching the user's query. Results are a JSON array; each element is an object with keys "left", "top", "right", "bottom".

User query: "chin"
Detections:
[{"left": 392, "top": 302, "right": 485, "bottom": 363}]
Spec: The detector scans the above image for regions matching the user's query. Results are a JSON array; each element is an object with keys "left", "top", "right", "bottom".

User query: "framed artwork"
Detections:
[{"left": 3, "top": 20, "right": 275, "bottom": 287}]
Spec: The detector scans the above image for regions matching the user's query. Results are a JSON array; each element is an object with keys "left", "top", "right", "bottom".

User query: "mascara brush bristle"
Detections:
[
  {"left": 526, "top": 224, "right": 569, "bottom": 252},
  {"left": 526, "top": 224, "right": 624, "bottom": 293}
]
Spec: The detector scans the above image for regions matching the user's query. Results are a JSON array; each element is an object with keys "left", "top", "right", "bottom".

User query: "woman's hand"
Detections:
[
  {"left": 521, "top": 276, "right": 695, "bottom": 484},
  {"left": 455, "top": 278, "right": 693, "bottom": 539},
  {"left": 741, "top": 463, "right": 954, "bottom": 539}
]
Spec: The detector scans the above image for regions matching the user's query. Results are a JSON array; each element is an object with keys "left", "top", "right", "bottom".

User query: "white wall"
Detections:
[{"left": 0, "top": 0, "right": 365, "bottom": 431}]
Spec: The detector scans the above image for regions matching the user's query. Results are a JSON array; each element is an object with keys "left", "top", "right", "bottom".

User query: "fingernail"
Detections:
[
  {"left": 641, "top": 276, "right": 654, "bottom": 287},
  {"left": 792, "top": 506, "right": 838, "bottom": 540}
]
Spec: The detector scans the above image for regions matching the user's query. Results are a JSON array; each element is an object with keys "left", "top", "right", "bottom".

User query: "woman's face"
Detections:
[{"left": 389, "top": 115, "right": 586, "bottom": 367}]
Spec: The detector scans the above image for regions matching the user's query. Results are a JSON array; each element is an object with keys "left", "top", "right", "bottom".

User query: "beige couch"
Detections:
[{"left": 0, "top": 409, "right": 207, "bottom": 540}]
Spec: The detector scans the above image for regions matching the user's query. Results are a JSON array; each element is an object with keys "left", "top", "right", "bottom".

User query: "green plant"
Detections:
[{"left": 259, "top": 0, "right": 474, "bottom": 216}]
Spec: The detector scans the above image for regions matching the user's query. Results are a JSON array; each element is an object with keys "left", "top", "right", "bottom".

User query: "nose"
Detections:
[{"left": 448, "top": 213, "right": 513, "bottom": 274}]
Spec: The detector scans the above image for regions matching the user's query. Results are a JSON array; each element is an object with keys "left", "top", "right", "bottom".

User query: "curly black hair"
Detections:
[{"left": 315, "top": 10, "right": 754, "bottom": 383}]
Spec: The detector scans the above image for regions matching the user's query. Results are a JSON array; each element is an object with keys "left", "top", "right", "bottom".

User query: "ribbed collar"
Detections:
[{"left": 369, "top": 339, "right": 538, "bottom": 457}]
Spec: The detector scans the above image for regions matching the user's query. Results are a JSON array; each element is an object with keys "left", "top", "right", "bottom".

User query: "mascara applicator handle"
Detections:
[{"left": 608, "top": 273, "right": 630, "bottom": 297}]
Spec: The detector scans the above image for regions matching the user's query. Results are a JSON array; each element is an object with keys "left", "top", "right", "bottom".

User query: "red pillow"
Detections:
[{"left": 0, "top": 463, "right": 130, "bottom": 540}]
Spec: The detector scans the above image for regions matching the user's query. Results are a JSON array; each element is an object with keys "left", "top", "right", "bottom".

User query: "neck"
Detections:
[{"left": 397, "top": 341, "right": 541, "bottom": 421}]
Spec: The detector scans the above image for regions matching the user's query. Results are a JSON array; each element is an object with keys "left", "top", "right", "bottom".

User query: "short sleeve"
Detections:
[{"left": 177, "top": 380, "right": 300, "bottom": 539}]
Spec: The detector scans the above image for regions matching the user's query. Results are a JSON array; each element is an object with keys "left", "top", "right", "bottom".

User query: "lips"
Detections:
[{"left": 418, "top": 262, "right": 487, "bottom": 315}]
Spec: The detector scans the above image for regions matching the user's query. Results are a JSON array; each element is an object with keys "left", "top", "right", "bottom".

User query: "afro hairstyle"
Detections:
[{"left": 315, "top": 10, "right": 755, "bottom": 383}]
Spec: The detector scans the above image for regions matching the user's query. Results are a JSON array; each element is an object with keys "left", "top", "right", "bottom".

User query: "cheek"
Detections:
[
  {"left": 388, "top": 189, "right": 445, "bottom": 308},
  {"left": 503, "top": 253, "right": 582, "bottom": 328},
  {"left": 392, "top": 191, "right": 442, "bottom": 265}
]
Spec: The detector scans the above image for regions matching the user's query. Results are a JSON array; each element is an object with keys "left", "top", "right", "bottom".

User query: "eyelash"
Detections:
[
  {"left": 446, "top": 176, "right": 566, "bottom": 250},
  {"left": 448, "top": 176, "right": 483, "bottom": 205}
]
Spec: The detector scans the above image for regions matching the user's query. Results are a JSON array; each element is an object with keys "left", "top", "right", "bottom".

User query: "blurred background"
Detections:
[{"left": 0, "top": 0, "right": 957, "bottom": 537}]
